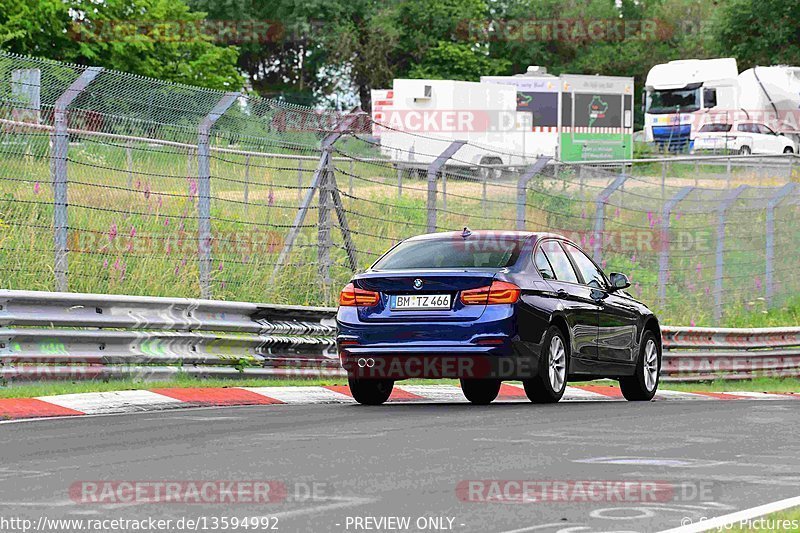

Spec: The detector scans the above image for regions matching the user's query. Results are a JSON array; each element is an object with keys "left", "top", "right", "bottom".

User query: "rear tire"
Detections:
[
  {"left": 784, "top": 146, "right": 794, "bottom": 154},
  {"left": 348, "top": 377, "right": 393, "bottom": 405},
  {"left": 523, "top": 326, "right": 569, "bottom": 403},
  {"left": 619, "top": 331, "right": 660, "bottom": 401},
  {"left": 739, "top": 145, "right": 751, "bottom": 155},
  {"left": 460, "top": 379, "right": 501, "bottom": 405}
]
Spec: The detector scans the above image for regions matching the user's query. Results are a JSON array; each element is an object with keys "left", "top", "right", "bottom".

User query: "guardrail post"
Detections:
[
  {"left": 426, "top": 141, "right": 465, "bottom": 233},
  {"left": 766, "top": 183, "right": 795, "bottom": 307},
  {"left": 51, "top": 66, "right": 103, "bottom": 292},
  {"left": 516, "top": 157, "right": 551, "bottom": 230},
  {"left": 197, "top": 91, "right": 240, "bottom": 299},
  {"left": 593, "top": 174, "right": 628, "bottom": 263},
  {"left": 713, "top": 185, "right": 747, "bottom": 325},
  {"left": 658, "top": 186, "right": 693, "bottom": 309}
]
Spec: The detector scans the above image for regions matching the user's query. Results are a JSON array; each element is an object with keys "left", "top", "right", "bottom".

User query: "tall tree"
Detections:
[
  {"left": 711, "top": 0, "right": 800, "bottom": 68},
  {"left": 1, "top": 0, "right": 242, "bottom": 90}
]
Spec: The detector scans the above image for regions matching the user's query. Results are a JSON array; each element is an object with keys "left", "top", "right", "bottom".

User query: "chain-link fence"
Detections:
[{"left": 2, "top": 52, "right": 799, "bottom": 325}]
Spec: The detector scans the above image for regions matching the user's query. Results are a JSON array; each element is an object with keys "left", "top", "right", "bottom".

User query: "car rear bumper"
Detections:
[
  {"left": 336, "top": 305, "right": 544, "bottom": 379},
  {"left": 338, "top": 344, "right": 542, "bottom": 380}
]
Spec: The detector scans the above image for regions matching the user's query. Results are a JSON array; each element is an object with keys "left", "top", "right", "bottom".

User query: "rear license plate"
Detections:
[{"left": 391, "top": 294, "right": 451, "bottom": 310}]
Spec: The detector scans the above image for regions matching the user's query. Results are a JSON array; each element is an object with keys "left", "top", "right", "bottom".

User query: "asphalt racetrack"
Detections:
[{"left": 2, "top": 399, "right": 798, "bottom": 533}]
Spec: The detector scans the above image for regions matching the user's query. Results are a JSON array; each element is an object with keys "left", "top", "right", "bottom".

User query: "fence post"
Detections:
[
  {"left": 482, "top": 172, "right": 488, "bottom": 211},
  {"left": 766, "top": 183, "right": 795, "bottom": 307},
  {"left": 51, "top": 66, "right": 103, "bottom": 292},
  {"left": 658, "top": 186, "right": 693, "bottom": 309},
  {"left": 441, "top": 168, "right": 447, "bottom": 211},
  {"left": 397, "top": 166, "right": 403, "bottom": 198},
  {"left": 348, "top": 158, "right": 354, "bottom": 196},
  {"left": 426, "top": 141, "right": 465, "bottom": 233},
  {"left": 661, "top": 160, "right": 667, "bottom": 201},
  {"left": 126, "top": 139, "right": 133, "bottom": 189},
  {"left": 270, "top": 110, "right": 364, "bottom": 283},
  {"left": 297, "top": 159, "right": 303, "bottom": 202},
  {"left": 516, "top": 157, "right": 551, "bottom": 230},
  {"left": 243, "top": 154, "right": 251, "bottom": 211},
  {"left": 713, "top": 185, "right": 747, "bottom": 325},
  {"left": 726, "top": 157, "right": 732, "bottom": 188},
  {"left": 197, "top": 91, "right": 239, "bottom": 299},
  {"left": 318, "top": 149, "right": 333, "bottom": 300},
  {"left": 593, "top": 174, "right": 628, "bottom": 263}
]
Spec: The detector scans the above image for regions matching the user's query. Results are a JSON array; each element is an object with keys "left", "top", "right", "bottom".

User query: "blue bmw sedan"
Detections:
[{"left": 336, "top": 229, "right": 661, "bottom": 405}]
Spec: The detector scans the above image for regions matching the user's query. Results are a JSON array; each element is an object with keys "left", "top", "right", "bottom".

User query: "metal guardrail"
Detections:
[
  {"left": 0, "top": 290, "right": 342, "bottom": 382},
  {"left": 1, "top": 290, "right": 798, "bottom": 383}
]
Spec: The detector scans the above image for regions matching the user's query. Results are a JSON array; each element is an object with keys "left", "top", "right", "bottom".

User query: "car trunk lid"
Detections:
[{"left": 354, "top": 269, "right": 497, "bottom": 322}]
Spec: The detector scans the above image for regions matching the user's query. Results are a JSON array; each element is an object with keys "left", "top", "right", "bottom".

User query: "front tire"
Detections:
[
  {"left": 460, "top": 379, "right": 501, "bottom": 405},
  {"left": 739, "top": 145, "right": 752, "bottom": 155},
  {"left": 523, "top": 326, "right": 569, "bottom": 403},
  {"left": 348, "top": 377, "right": 393, "bottom": 405},
  {"left": 784, "top": 146, "right": 794, "bottom": 154},
  {"left": 619, "top": 331, "right": 661, "bottom": 401}
]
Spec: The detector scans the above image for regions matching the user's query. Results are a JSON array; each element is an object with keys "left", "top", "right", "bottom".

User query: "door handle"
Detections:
[{"left": 556, "top": 289, "right": 568, "bottom": 299}]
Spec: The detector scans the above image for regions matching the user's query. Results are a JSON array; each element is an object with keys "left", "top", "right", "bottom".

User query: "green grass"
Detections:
[
  {"left": 725, "top": 507, "right": 800, "bottom": 532},
  {"left": 607, "top": 377, "right": 800, "bottom": 394},
  {"left": 0, "top": 376, "right": 796, "bottom": 400},
  {"left": 1, "top": 131, "right": 800, "bottom": 322}
]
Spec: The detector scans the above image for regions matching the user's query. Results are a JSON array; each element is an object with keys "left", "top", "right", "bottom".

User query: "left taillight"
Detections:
[
  {"left": 460, "top": 280, "right": 521, "bottom": 305},
  {"left": 339, "top": 282, "right": 380, "bottom": 307}
]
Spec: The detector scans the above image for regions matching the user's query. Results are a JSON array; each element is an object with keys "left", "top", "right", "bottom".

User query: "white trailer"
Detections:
[
  {"left": 376, "top": 79, "right": 530, "bottom": 167},
  {"left": 736, "top": 66, "right": 800, "bottom": 148},
  {"left": 376, "top": 70, "right": 634, "bottom": 166}
]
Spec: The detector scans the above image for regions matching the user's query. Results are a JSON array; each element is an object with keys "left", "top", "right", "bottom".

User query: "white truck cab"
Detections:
[{"left": 644, "top": 58, "right": 739, "bottom": 150}]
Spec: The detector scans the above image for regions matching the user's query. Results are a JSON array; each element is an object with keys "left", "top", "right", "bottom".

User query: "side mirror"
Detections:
[{"left": 609, "top": 272, "right": 631, "bottom": 291}]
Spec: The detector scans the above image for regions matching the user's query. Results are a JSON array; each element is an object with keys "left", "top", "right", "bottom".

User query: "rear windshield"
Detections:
[
  {"left": 699, "top": 123, "right": 732, "bottom": 132},
  {"left": 372, "top": 236, "right": 524, "bottom": 270}
]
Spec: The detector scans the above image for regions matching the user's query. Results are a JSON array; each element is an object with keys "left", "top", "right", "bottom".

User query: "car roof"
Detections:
[{"left": 404, "top": 230, "right": 573, "bottom": 244}]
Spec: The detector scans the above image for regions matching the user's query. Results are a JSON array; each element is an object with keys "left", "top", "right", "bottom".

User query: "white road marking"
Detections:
[
  {"left": 495, "top": 523, "right": 588, "bottom": 533},
  {"left": 562, "top": 387, "right": 615, "bottom": 401},
  {"left": 398, "top": 385, "right": 465, "bottom": 402},
  {"left": 657, "top": 495, "right": 800, "bottom": 533},
  {"left": 574, "top": 456, "right": 729, "bottom": 468},
  {"left": 261, "top": 496, "right": 375, "bottom": 521},
  {"left": 654, "top": 390, "right": 711, "bottom": 400},
  {"left": 243, "top": 386, "right": 353, "bottom": 404},
  {"left": 37, "top": 390, "right": 181, "bottom": 415}
]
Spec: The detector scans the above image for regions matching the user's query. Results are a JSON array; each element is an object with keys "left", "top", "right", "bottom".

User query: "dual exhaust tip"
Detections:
[{"left": 357, "top": 358, "right": 376, "bottom": 368}]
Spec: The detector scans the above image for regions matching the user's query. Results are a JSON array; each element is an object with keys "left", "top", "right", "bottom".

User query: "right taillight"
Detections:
[
  {"left": 460, "top": 280, "right": 521, "bottom": 305},
  {"left": 339, "top": 282, "right": 380, "bottom": 307}
]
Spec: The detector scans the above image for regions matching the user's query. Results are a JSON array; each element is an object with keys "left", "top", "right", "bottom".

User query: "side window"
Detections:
[
  {"left": 534, "top": 248, "right": 555, "bottom": 280},
  {"left": 757, "top": 124, "right": 775, "bottom": 135},
  {"left": 564, "top": 243, "right": 606, "bottom": 289},
  {"left": 737, "top": 123, "right": 751, "bottom": 133},
  {"left": 540, "top": 241, "right": 579, "bottom": 283}
]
